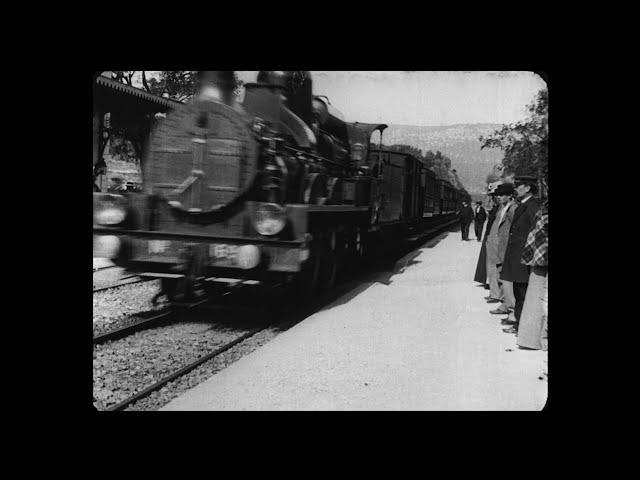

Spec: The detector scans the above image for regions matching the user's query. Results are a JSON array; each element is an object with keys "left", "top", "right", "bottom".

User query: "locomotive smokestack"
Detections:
[
  {"left": 196, "top": 71, "right": 237, "bottom": 105},
  {"left": 257, "top": 71, "right": 313, "bottom": 126}
]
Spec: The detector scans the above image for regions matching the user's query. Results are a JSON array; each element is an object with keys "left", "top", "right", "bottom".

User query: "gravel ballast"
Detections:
[
  {"left": 93, "top": 318, "right": 263, "bottom": 411},
  {"left": 92, "top": 266, "right": 288, "bottom": 411},
  {"left": 93, "top": 280, "right": 164, "bottom": 337},
  {"left": 121, "top": 327, "right": 281, "bottom": 411}
]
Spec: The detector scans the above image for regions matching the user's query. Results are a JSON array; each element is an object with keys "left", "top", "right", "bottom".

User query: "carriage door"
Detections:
[
  {"left": 403, "top": 156, "right": 414, "bottom": 221},
  {"left": 417, "top": 166, "right": 426, "bottom": 219}
]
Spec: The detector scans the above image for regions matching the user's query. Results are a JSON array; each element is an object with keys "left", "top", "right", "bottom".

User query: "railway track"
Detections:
[
  {"left": 103, "top": 326, "right": 266, "bottom": 411},
  {"left": 93, "top": 276, "right": 153, "bottom": 293},
  {"left": 93, "top": 298, "right": 210, "bottom": 345},
  {"left": 93, "top": 264, "right": 119, "bottom": 273},
  {"left": 93, "top": 310, "right": 175, "bottom": 345}
]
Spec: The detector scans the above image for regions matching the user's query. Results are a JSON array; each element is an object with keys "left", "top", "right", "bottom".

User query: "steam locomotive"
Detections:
[{"left": 93, "top": 71, "right": 470, "bottom": 305}]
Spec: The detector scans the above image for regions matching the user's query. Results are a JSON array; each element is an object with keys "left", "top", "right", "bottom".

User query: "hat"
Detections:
[
  {"left": 487, "top": 181, "right": 502, "bottom": 194},
  {"left": 514, "top": 175, "right": 538, "bottom": 186},
  {"left": 494, "top": 183, "right": 515, "bottom": 196}
]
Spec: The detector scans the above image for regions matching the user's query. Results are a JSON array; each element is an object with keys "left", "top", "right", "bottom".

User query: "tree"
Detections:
[
  {"left": 110, "top": 71, "right": 137, "bottom": 86},
  {"left": 144, "top": 71, "right": 198, "bottom": 102},
  {"left": 485, "top": 171, "right": 501, "bottom": 184},
  {"left": 108, "top": 71, "right": 244, "bottom": 103},
  {"left": 479, "top": 88, "right": 548, "bottom": 191}
]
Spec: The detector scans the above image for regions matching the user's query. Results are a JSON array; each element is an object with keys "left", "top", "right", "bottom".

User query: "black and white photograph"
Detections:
[{"left": 92, "top": 70, "right": 549, "bottom": 411}]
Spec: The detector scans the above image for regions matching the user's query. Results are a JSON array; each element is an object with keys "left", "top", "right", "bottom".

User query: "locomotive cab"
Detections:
[{"left": 311, "top": 96, "right": 351, "bottom": 166}]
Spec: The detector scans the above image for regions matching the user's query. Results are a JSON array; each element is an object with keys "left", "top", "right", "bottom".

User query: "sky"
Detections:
[
  {"left": 134, "top": 71, "right": 545, "bottom": 127},
  {"left": 235, "top": 71, "right": 545, "bottom": 127}
]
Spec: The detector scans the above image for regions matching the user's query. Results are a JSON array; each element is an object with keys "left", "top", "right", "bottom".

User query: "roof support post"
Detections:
[{"left": 93, "top": 107, "right": 102, "bottom": 168}]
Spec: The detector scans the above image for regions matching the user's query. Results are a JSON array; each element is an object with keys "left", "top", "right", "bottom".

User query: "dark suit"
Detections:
[
  {"left": 500, "top": 196, "right": 540, "bottom": 327},
  {"left": 473, "top": 205, "right": 487, "bottom": 241},
  {"left": 474, "top": 204, "right": 499, "bottom": 284},
  {"left": 458, "top": 206, "right": 474, "bottom": 240}
]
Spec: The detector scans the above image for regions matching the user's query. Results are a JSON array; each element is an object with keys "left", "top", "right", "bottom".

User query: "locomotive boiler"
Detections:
[{"left": 93, "top": 71, "right": 468, "bottom": 306}]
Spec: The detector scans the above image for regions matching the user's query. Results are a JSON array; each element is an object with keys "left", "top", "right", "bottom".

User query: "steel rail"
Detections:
[
  {"left": 104, "top": 326, "right": 266, "bottom": 411},
  {"left": 93, "top": 310, "right": 175, "bottom": 345},
  {"left": 93, "top": 277, "right": 152, "bottom": 293},
  {"left": 93, "top": 265, "right": 119, "bottom": 273}
]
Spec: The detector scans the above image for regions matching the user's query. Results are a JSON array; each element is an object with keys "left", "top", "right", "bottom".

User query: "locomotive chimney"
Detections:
[
  {"left": 257, "top": 71, "right": 313, "bottom": 126},
  {"left": 196, "top": 71, "right": 237, "bottom": 106}
]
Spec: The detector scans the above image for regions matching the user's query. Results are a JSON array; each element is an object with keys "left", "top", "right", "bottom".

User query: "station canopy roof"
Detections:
[{"left": 94, "top": 75, "right": 183, "bottom": 114}]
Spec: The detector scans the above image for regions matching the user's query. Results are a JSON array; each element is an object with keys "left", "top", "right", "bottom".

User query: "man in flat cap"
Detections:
[{"left": 499, "top": 176, "right": 540, "bottom": 334}]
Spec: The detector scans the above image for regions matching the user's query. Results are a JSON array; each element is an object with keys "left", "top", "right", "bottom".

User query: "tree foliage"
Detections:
[
  {"left": 479, "top": 88, "right": 548, "bottom": 189},
  {"left": 108, "top": 71, "right": 243, "bottom": 103},
  {"left": 144, "top": 71, "right": 198, "bottom": 102}
]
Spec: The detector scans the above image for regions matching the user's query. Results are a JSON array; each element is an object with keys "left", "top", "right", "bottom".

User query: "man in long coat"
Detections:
[
  {"left": 485, "top": 183, "right": 516, "bottom": 306},
  {"left": 458, "top": 201, "right": 474, "bottom": 241},
  {"left": 500, "top": 176, "right": 540, "bottom": 334},
  {"left": 474, "top": 194, "right": 499, "bottom": 286},
  {"left": 473, "top": 201, "right": 487, "bottom": 241}
]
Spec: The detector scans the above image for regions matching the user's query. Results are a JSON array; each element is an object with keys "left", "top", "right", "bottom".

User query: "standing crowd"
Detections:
[{"left": 461, "top": 175, "right": 548, "bottom": 350}]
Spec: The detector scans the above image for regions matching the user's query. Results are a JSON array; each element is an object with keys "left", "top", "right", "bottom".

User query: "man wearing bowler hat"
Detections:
[
  {"left": 484, "top": 182, "right": 516, "bottom": 305},
  {"left": 499, "top": 176, "right": 540, "bottom": 334}
]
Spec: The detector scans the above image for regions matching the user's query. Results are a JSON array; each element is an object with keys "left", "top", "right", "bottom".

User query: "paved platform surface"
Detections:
[{"left": 162, "top": 230, "right": 548, "bottom": 411}]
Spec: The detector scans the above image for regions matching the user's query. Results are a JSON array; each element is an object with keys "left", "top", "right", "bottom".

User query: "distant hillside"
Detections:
[{"left": 383, "top": 123, "right": 504, "bottom": 194}]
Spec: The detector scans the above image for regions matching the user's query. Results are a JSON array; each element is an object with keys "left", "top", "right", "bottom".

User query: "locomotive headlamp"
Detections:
[
  {"left": 252, "top": 203, "right": 287, "bottom": 236},
  {"left": 94, "top": 194, "right": 127, "bottom": 226}
]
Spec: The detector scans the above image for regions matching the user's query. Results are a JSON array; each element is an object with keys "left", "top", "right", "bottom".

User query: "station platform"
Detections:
[
  {"left": 93, "top": 257, "right": 114, "bottom": 270},
  {"left": 161, "top": 228, "right": 548, "bottom": 411}
]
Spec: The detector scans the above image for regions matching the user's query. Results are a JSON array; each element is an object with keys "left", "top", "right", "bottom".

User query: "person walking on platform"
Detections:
[
  {"left": 473, "top": 201, "right": 487, "bottom": 241},
  {"left": 474, "top": 190, "right": 500, "bottom": 287},
  {"left": 517, "top": 199, "right": 548, "bottom": 350},
  {"left": 459, "top": 201, "right": 474, "bottom": 241},
  {"left": 485, "top": 183, "right": 516, "bottom": 305},
  {"left": 500, "top": 176, "right": 540, "bottom": 334}
]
